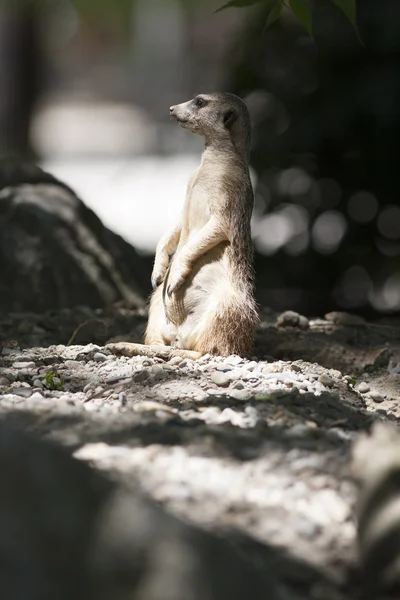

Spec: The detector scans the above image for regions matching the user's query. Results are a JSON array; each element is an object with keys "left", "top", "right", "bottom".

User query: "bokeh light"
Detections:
[{"left": 311, "top": 211, "right": 347, "bottom": 254}]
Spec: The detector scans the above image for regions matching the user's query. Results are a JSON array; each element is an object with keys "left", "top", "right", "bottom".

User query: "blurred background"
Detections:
[{"left": 1, "top": 0, "right": 399, "bottom": 317}]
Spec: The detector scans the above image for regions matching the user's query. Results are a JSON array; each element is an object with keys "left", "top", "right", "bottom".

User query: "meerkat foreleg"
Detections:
[
  {"left": 151, "top": 224, "right": 181, "bottom": 289},
  {"left": 167, "top": 217, "right": 227, "bottom": 296}
]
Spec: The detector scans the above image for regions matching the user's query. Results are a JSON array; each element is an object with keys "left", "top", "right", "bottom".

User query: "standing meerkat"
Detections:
[{"left": 107, "top": 92, "right": 259, "bottom": 360}]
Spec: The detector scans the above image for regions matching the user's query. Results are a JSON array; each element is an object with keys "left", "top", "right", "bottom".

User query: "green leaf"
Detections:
[
  {"left": 262, "top": 2, "right": 283, "bottom": 33},
  {"left": 215, "top": 0, "right": 267, "bottom": 13},
  {"left": 288, "top": 0, "right": 312, "bottom": 36},
  {"left": 44, "top": 371, "right": 65, "bottom": 391},
  {"left": 331, "top": 0, "right": 363, "bottom": 44},
  {"left": 330, "top": 0, "right": 356, "bottom": 26}
]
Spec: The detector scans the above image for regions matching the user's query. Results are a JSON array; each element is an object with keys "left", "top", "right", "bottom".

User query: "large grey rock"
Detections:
[
  {"left": 0, "top": 160, "right": 148, "bottom": 312},
  {"left": 0, "top": 424, "right": 280, "bottom": 600}
]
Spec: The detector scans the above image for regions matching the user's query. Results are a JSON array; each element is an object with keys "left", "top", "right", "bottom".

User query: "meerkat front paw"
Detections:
[
  {"left": 151, "top": 255, "right": 169, "bottom": 289},
  {"left": 151, "top": 270, "right": 164, "bottom": 290},
  {"left": 166, "top": 264, "right": 189, "bottom": 297}
]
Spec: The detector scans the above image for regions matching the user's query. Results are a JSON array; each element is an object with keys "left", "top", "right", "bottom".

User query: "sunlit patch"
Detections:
[
  {"left": 348, "top": 191, "right": 378, "bottom": 223},
  {"left": 377, "top": 205, "right": 400, "bottom": 239},
  {"left": 311, "top": 211, "right": 347, "bottom": 254},
  {"left": 333, "top": 265, "right": 372, "bottom": 309}
]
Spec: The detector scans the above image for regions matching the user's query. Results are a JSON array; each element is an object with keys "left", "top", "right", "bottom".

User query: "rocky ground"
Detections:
[{"left": 1, "top": 305, "right": 400, "bottom": 598}]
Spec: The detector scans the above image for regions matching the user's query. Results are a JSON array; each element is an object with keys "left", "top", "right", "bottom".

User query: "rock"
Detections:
[
  {"left": 0, "top": 425, "right": 277, "bottom": 599},
  {"left": 357, "top": 382, "right": 370, "bottom": 394},
  {"left": 216, "top": 364, "right": 233, "bottom": 372},
  {"left": 151, "top": 365, "right": 168, "bottom": 381},
  {"left": 225, "top": 355, "right": 243, "bottom": 366},
  {"left": 325, "top": 311, "right": 366, "bottom": 326},
  {"left": 228, "top": 389, "right": 252, "bottom": 401},
  {"left": 244, "top": 361, "right": 258, "bottom": 371},
  {"left": 0, "top": 160, "right": 148, "bottom": 312},
  {"left": 262, "top": 364, "right": 282, "bottom": 374},
  {"left": 13, "top": 386, "right": 33, "bottom": 398},
  {"left": 276, "top": 310, "right": 309, "bottom": 330},
  {"left": 132, "top": 369, "right": 150, "bottom": 383},
  {"left": 368, "top": 390, "right": 384, "bottom": 403},
  {"left": 0, "top": 376, "right": 10, "bottom": 386},
  {"left": 206, "top": 388, "right": 226, "bottom": 396},
  {"left": 12, "top": 361, "right": 36, "bottom": 369},
  {"left": 232, "top": 380, "right": 245, "bottom": 390},
  {"left": 29, "top": 392, "right": 45, "bottom": 401},
  {"left": 93, "top": 352, "right": 108, "bottom": 362},
  {"left": 318, "top": 374, "right": 334, "bottom": 388},
  {"left": 210, "top": 371, "right": 231, "bottom": 387}
]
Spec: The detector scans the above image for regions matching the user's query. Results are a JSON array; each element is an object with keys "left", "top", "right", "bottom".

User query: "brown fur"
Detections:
[{"left": 107, "top": 92, "right": 259, "bottom": 360}]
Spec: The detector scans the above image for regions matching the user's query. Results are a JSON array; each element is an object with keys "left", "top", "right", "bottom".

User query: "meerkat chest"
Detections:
[{"left": 184, "top": 173, "right": 213, "bottom": 231}]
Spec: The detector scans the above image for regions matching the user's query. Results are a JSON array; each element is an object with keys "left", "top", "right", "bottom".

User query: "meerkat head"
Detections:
[{"left": 170, "top": 92, "right": 251, "bottom": 158}]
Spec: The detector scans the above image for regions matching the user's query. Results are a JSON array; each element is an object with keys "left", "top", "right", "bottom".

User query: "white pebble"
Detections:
[{"left": 210, "top": 372, "right": 231, "bottom": 387}]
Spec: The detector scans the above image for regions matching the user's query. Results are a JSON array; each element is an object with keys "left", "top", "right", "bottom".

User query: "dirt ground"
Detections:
[{"left": 1, "top": 305, "right": 400, "bottom": 599}]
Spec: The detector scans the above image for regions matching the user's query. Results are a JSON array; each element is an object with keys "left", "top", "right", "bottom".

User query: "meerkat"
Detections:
[
  {"left": 106, "top": 92, "right": 259, "bottom": 360},
  {"left": 351, "top": 422, "right": 400, "bottom": 598}
]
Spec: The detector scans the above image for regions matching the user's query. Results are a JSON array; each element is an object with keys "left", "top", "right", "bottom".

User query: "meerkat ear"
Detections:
[{"left": 223, "top": 109, "right": 238, "bottom": 129}]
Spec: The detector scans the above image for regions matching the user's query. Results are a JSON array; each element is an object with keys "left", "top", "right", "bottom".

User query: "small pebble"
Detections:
[
  {"left": 216, "top": 364, "right": 233, "bottom": 372},
  {"left": 244, "top": 361, "right": 258, "bottom": 371},
  {"left": 357, "top": 382, "right": 370, "bottom": 394},
  {"left": 296, "top": 519, "right": 319, "bottom": 540},
  {"left": 132, "top": 369, "right": 150, "bottom": 383},
  {"left": 12, "top": 361, "right": 36, "bottom": 369},
  {"left": 225, "top": 355, "right": 243, "bottom": 366},
  {"left": 207, "top": 388, "right": 226, "bottom": 396},
  {"left": 276, "top": 310, "right": 309, "bottom": 330},
  {"left": 368, "top": 390, "right": 384, "bottom": 403},
  {"left": 0, "top": 377, "right": 10, "bottom": 386},
  {"left": 210, "top": 371, "right": 231, "bottom": 387},
  {"left": 13, "top": 387, "right": 33, "bottom": 398},
  {"left": 318, "top": 374, "right": 334, "bottom": 388},
  {"left": 93, "top": 352, "right": 108, "bottom": 362},
  {"left": 262, "top": 364, "right": 282, "bottom": 374},
  {"left": 231, "top": 380, "right": 245, "bottom": 390},
  {"left": 29, "top": 392, "right": 45, "bottom": 401},
  {"left": 32, "top": 379, "right": 43, "bottom": 388},
  {"left": 228, "top": 389, "right": 252, "bottom": 401}
]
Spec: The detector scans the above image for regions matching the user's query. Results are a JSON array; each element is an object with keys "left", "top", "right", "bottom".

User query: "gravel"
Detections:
[{"left": 0, "top": 307, "right": 399, "bottom": 599}]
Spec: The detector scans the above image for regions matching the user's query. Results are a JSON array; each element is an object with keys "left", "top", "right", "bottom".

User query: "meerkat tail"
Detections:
[
  {"left": 351, "top": 422, "right": 400, "bottom": 599},
  {"left": 105, "top": 342, "right": 201, "bottom": 361}
]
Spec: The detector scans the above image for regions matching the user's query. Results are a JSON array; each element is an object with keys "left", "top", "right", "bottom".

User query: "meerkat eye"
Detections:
[{"left": 194, "top": 97, "right": 206, "bottom": 108}]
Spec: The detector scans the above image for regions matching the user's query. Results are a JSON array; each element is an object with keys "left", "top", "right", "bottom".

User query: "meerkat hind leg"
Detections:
[{"left": 105, "top": 342, "right": 201, "bottom": 361}]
